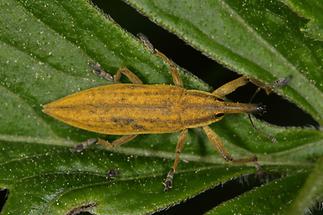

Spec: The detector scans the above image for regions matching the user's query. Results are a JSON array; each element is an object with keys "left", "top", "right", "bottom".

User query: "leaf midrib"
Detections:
[{"left": 0, "top": 133, "right": 317, "bottom": 167}]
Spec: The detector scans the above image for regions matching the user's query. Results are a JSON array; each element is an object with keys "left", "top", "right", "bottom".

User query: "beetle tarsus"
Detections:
[
  {"left": 223, "top": 154, "right": 234, "bottom": 162},
  {"left": 272, "top": 75, "right": 291, "bottom": 88},
  {"left": 89, "top": 62, "right": 114, "bottom": 82},
  {"left": 163, "top": 169, "right": 174, "bottom": 191},
  {"left": 70, "top": 138, "right": 98, "bottom": 153},
  {"left": 250, "top": 75, "right": 292, "bottom": 95},
  {"left": 70, "top": 144, "right": 85, "bottom": 153},
  {"left": 106, "top": 169, "right": 120, "bottom": 180},
  {"left": 137, "top": 33, "right": 155, "bottom": 53}
]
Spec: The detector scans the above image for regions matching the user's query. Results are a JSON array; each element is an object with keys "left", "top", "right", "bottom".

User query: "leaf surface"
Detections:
[
  {"left": 0, "top": 0, "right": 322, "bottom": 214},
  {"left": 282, "top": 0, "right": 323, "bottom": 41},
  {"left": 206, "top": 172, "right": 309, "bottom": 215}
]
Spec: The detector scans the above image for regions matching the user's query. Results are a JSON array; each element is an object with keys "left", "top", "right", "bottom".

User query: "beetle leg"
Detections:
[
  {"left": 249, "top": 76, "right": 291, "bottom": 95},
  {"left": 71, "top": 135, "right": 137, "bottom": 152},
  {"left": 71, "top": 138, "right": 98, "bottom": 152},
  {"left": 137, "top": 34, "right": 183, "bottom": 87},
  {"left": 212, "top": 76, "right": 249, "bottom": 98},
  {"left": 114, "top": 67, "right": 143, "bottom": 84},
  {"left": 163, "top": 129, "right": 188, "bottom": 191},
  {"left": 202, "top": 126, "right": 257, "bottom": 163},
  {"left": 137, "top": 33, "right": 155, "bottom": 53},
  {"left": 97, "top": 135, "right": 138, "bottom": 148},
  {"left": 90, "top": 62, "right": 114, "bottom": 82},
  {"left": 212, "top": 76, "right": 290, "bottom": 98},
  {"left": 155, "top": 50, "right": 183, "bottom": 87},
  {"left": 90, "top": 63, "right": 143, "bottom": 84}
]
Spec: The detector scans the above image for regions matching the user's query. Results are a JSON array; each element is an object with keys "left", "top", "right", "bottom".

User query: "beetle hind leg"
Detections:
[
  {"left": 203, "top": 126, "right": 257, "bottom": 163},
  {"left": 163, "top": 129, "right": 188, "bottom": 191}
]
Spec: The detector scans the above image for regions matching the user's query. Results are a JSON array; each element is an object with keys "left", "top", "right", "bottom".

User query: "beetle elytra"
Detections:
[{"left": 43, "top": 42, "right": 273, "bottom": 191}]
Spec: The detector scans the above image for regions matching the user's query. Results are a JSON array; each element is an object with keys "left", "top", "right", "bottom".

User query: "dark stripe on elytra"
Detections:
[
  {"left": 183, "top": 104, "right": 249, "bottom": 112},
  {"left": 50, "top": 104, "right": 227, "bottom": 112},
  {"left": 93, "top": 87, "right": 183, "bottom": 97},
  {"left": 96, "top": 91, "right": 178, "bottom": 97},
  {"left": 111, "top": 117, "right": 147, "bottom": 131},
  {"left": 56, "top": 115, "right": 180, "bottom": 132},
  {"left": 185, "top": 91, "right": 215, "bottom": 99},
  {"left": 48, "top": 103, "right": 172, "bottom": 111},
  {"left": 183, "top": 114, "right": 221, "bottom": 125},
  {"left": 51, "top": 101, "right": 226, "bottom": 111},
  {"left": 51, "top": 113, "right": 221, "bottom": 132},
  {"left": 48, "top": 104, "right": 220, "bottom": 125},
  {"left": 76, "top": 113, "right": 216, "bottom": 128},
  {"left": 94, "top": 117, "right": 182, "bottom": 125},
  {"left": 59, "top": 114, "right": 182, "bottom": 126}
]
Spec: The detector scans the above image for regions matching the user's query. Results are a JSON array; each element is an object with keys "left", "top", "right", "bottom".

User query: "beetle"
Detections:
[{"left": 43, "top": 38, "right": 277, "bottom": 191}]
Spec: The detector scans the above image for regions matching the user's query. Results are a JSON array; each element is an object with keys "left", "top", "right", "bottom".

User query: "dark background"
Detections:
[{"left": 0, "top": 0, "right": 319, "bottom": 214}]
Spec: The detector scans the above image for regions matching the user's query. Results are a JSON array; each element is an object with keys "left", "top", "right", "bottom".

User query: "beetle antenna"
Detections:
[
  {"left": 248, "top": 105, "right": 277, "bottom": 143},
  {"left": 248, "top": 88, "right": 277, "bottom": 143},
  {"left": 247, "top": 87, "right": 260, "bottom": 132},
  {"left": 247, "top": 76, "right": 291, "bottom": 143},
  {"left": 249, "top": 88, "right": 261, "bottom": 104}
]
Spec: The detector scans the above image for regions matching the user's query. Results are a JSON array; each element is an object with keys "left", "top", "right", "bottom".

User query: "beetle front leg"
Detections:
[
  {"left": 72, "top": 135, "right": 138, "bottom": 152},
  {"left": 212, "top": 76, "right": 291, "bottom": 98},
  {"left": 202, "top": 126, "right": 257, "bottom": 163},
  {"left": 163, "top": 129, "right": 188, "bottom": 191},
  {"left": 249, "top": 76, "right": 291, "bottom": 95},
  {"left": 212, "top": 76, "right": 249, "bottom": 98},
  {"left": 89, "top": 63, "right": 143, "bottom": 84}
]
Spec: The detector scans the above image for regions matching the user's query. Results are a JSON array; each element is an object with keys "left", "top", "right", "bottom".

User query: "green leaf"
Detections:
[
  {"left": 0, "top": 139, "right": 254, "bottom": 214},
  {"left": 281, "top": 0, "right": 323, "bottom": 42},
  {"left": 206, "top": 172, "right": 309, "bottom": 215},
  {"left": 287, "top": 157, "right": 323, "bottom": 214},
  {"left": 0, "top": 0, "right": 323, "bottom": 214},
  {"left": 124, "top": 0, "right": 323, "bottom": 124}
]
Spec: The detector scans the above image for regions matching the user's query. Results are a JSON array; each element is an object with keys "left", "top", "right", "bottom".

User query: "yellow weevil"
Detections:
[{"left": 43, "top": 37, "right": 281, "bottom": 191}]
